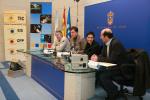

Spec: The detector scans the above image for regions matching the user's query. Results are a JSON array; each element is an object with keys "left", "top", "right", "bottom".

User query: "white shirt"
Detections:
[
  {"left": 52, "top": 37, "right": 70, "bottom": 52},
  {"left": 106, "top": 38, "right": 112, "bottom": 57}
]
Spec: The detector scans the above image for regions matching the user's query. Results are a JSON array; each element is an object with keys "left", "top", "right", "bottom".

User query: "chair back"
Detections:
[{"left": 127, "top": 49, "right": 150, "bottom": 96}]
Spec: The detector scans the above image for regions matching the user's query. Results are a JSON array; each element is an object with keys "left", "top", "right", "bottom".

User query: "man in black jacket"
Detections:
[
  {"left": 84, "top": 32, "right": 101, "bottom": 59},
  {"left": 91, "top": 28, "right": 133, "bottom": 100}
]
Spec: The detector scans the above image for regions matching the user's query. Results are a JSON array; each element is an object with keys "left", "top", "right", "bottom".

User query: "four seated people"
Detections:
[{"left": 50, "top": 27, "right": 148, "bottom": 100}]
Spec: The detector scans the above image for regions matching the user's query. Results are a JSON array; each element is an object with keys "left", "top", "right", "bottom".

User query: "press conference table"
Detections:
[{"left": 18, "top": 50, "right": 95, "bottom": 100}]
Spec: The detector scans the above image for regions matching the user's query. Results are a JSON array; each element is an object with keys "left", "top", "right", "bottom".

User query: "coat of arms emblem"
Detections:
[{"left": 107, "top": 11, "right": 114, "bottom": 26}]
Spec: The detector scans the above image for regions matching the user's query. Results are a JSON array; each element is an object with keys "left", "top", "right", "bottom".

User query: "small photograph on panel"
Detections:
[
  {"left": 40, "top": 15, "right": 51, "bottom": 24},
  {"left": 30, "top": 24, "right": 42, "bottom": 33},
  {"left": 35, "top": 43, "right": 39, "bottom": 47},
  {"left": 40, "top": 34, "right": 51, "bottom": 43},
  {"left": 44, "top": 34, "right": 51, "bottom": 43},
  {"left": 40, "top": 34, "right": 45, "bottom": 43},
  {"left": 31, "top": 3, "right": 42, "bottom": 13}
]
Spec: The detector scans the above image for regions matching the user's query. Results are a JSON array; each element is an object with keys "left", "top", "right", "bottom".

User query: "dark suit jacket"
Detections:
[
  {"left": 99, "top": 38, "right": 135, "bottom": 82},
  {"left": 99, "top": 38, "right": 129, "bottom": 65},
  {"left": 84, "top": 41, "right": 101, "bottom": 59},
  {"left": 130, "top": 49, "right": 150, "bottom": 96}
]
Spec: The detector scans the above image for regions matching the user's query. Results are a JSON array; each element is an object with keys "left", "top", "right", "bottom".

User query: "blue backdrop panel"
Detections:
[
  {"left": 30, "top": 2, "right": 52, "bottom": 50},
  {"left": 85, "top": 0, "right": 150, "bottom": 54},
  {"left": 42, "top": 2, "right": 52, "bottom": 14}
]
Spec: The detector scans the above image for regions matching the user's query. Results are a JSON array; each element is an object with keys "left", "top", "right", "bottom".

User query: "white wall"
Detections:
[
  {"left": 0, "top": 0, "right": 110, "bottom": 61},
  {"left": 0, "top": 0, "right": 29, "bottom": 61}
]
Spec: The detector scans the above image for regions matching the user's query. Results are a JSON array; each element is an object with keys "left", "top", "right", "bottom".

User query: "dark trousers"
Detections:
[{"left": 98, "top": 68, "right": 122, "bottom": 96}]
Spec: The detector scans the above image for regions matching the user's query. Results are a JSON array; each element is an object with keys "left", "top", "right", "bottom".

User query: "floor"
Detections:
[
  {"left": 89, "top": 87, "right": 150, "bottom": 100},
  {"left": 0, "top": 62, "right": 57, "bottom": 100}
]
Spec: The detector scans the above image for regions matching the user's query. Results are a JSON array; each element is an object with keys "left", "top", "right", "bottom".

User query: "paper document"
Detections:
[
  {"left": 88, "top": 60, "right": 99, "bottom": 69},
  {"left": 98, "top": 62, "right": 117, "bottom": 67},
  {"left": 88, "top": 60, "right": 117, "bottom": 69}
]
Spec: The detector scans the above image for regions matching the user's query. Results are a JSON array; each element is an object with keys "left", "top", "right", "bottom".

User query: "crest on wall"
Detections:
[{"left": 107, "top": 11, "right": 114, "bottom": 26}]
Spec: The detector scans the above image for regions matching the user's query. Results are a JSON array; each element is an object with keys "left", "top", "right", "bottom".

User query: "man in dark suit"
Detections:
[{"left": 91, "top": 28, "right": 133, "bottom": 100}]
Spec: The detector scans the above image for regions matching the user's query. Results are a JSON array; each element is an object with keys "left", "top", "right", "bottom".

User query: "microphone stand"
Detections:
[
  {"left": 53, "top": 45, "right": 57, "bottom": 58},
  {"left": 75, "top": 0, "right": 80, "bottom": 27}
]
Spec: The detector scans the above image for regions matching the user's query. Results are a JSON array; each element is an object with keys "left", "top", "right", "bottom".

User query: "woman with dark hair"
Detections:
[{"left": 84, "top": 32, "right": 101, "bottom": 59}]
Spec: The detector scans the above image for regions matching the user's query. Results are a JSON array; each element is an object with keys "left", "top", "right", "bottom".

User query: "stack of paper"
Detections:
[
  {"left": 88, "top": 60, "right": 117, "bottom": 69},
  {"left": 88, "top": 60, "right": 99, "bottom": 69},
  {"left": 98, "top": 62, "right": 117, "bottom": 67}
]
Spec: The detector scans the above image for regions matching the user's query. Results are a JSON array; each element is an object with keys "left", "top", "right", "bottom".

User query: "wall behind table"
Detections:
[
  {"left": 85, "top": 0, "right": 150, "bottom": 54},
  {"left": 0, "top": 0, "right": 110, "bottom": 61}
]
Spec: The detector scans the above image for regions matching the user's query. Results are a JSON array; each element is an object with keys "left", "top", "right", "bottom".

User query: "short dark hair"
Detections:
[
  {"left": 103, "top": 31, "right": 113, "bottom": 38},
  {"left": 70, "top": 26, "right": 78, "bottom": 33},
  {"left": 86, "top": 32, "right": 95, "bottom": 38},
  {"left": 55, "top": 30, "right": 63, "bottom": 36}
]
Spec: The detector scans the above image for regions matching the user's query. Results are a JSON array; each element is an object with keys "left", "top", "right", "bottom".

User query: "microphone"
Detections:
[
  {"left": 70, "top": 43, "right": 74, "bottom": 50},
  {"left": 53, "top": 45, "right": 57, "bottom": 58}
]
